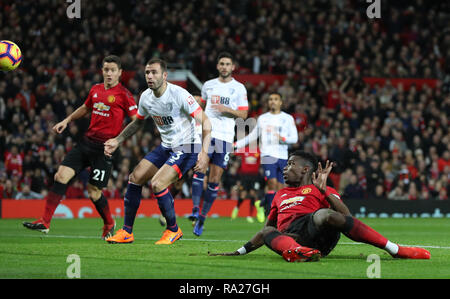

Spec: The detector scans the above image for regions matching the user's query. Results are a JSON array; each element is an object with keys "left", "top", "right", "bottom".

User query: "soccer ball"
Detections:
[{"left": 0, "top": 40, "right": 22, "bottom": 71}]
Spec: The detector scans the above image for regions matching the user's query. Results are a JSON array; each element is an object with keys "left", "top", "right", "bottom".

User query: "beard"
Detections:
[
  {"left": 148, "top": 78, "right": 163, "bottom": 90},
  {"left": 219, "top": 70, "right": 231, "bottom": 79}
]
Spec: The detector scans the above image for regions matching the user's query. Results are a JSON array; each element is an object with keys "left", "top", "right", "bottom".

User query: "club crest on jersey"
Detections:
[
  {"left": 107, "top": 95, "right": 115, "bottom": 103},
  {"left": 186, "top": 95, "right": 195, "bottom": 105},
  {"left": 301, "top": 187, "right": 312, "bottom": 194}
]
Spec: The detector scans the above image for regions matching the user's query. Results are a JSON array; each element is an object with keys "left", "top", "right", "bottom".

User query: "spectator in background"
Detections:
[
  {"left": 438, "top": 150, "right": 450, "bottom": 173},
  {"left": 1, "top": 179, "right": 17, "bottom": 199},
  {"left": 374, "top": 185, "right": 386, "bottom": 200},
  {"left": 4, "top": 145, "right": 23, "bottom": 178},
  {"left": 343, "top": 174, "right": 365, "bottom": 200},
  {"left": 0, "top": 0, "right": 448, "bottom": 202},
  {"left": 388, "top": 184, "right": 409, "bottom": 201},
  {"left": 65, "top": 179, "right": 85, "bottom": 199},
  {"left": 103, "top": 178, "right": 121, "bottom": 199},
  {"left": 366, "top": 156, "right": 385, "bottom": 197},
  {"left": 15, "top": 184, "right": 44, "bottom": 200}
]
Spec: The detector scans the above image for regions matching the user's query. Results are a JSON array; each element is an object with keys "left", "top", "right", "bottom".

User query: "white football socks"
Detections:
[{"left": 384, "top": 240, "right": 399, "bottom": 255}]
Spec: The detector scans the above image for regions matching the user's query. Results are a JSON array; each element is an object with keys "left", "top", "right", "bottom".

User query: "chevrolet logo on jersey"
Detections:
[
  {"left": 280, "top": 196, "right": 305, "bottom": 207},
  {"left": 280, "top": 196, "right": 305, "bottom": 211},
  {"left": 93, "top": 102, "right": 111, "bottom": 112}
]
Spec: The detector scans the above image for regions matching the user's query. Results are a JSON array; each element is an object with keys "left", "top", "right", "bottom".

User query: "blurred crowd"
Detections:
[{"left": 0, "top": 0, "right": 449, "bottom": 201}]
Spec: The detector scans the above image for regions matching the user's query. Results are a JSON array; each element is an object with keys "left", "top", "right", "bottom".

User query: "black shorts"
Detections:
[
  {"left": 237, "top": 174, "right": 264, "bottom": 192},
  {"left": 284, "top": 211, "right": 341, "bottom": 257},
  {"left": 61, "top": 137, "right": 114, "bottom": 189}
]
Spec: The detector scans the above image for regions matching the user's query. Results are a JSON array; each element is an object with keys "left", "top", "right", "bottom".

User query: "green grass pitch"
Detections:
[{"left": 0, "top": 217, "right": 449, "bottom": 279}]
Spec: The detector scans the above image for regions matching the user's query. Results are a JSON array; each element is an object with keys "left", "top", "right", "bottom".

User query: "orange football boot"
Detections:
[
  {"left": 155, "top": 227, "right": 183, "bottom": 245},
  {"left": 106, "top": 229, "right": 134, "bottom": 244}
]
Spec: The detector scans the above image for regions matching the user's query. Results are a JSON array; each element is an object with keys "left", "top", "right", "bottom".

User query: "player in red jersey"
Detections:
[
  {"left": 210, "top": 150, "right": 431, "bottom": 262},
  {"left": 23, "top": 55, "right": 137, "bottom": 239}
]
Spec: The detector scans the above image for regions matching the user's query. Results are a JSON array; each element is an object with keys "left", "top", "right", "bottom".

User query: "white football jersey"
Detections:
[
  {"left": 235, "top": 111, "right": 298, "bottom": 160},
  {"left": 137, "top": 83, "right": 202, "bottom": 148},
  {"left": 202, "top": 78, "right": 248, "bottom": 143}
]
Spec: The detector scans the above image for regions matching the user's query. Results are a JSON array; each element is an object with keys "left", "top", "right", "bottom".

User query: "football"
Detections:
[{"left": 0, "top": 40, "right": 22, "bottom": 71}]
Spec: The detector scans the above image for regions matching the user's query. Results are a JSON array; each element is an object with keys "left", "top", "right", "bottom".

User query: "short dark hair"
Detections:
[
  {"left": 217, "top": 51, "right": 234, "bottom": 63},
  {"left": 102, "top": 55, "right": 122, "bottom": 69},
  {"left": 289, "top": 150, "right": 318, "bottom": 174},
  {"left": 269, "top": 92, "right": 283, "bottom": 100},
  {"left": 146, "top": 58, "right": 168, "bottom": 73}
]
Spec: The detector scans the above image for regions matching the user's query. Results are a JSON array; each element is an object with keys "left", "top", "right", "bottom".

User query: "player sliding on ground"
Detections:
[{"left": 209, "top": 151, "right": 431, "bottom": 262}]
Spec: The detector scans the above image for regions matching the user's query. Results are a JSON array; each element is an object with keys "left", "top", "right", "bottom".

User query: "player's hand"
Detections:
[
  {"left": 208, "top": 251, "right": 240, "bottom": 256},
  {"left": 194, "top": 151, "right": 209, "bottom": 173},
  {"left": 273, "top": 132, "right": 285, "bottom": 143},
  {"left": 210, "top": 104, "right": 231, "bottom": 115},
  {"left": 312, "top": 160, "right": 334, "bottom": 194},
  {"left": 53, "top": 120, "right": 68, "bottom": 134},
  {"left": 104, "top": 138, "right": 119, "bottom": 157}
]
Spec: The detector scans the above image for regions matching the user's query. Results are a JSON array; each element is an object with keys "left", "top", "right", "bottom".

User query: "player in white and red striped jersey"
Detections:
[
  {"left": 190, "top": 52, "right": 249, "bottom": 236},
  {"left": 104, "top": 58, "right": 211, "bottom": 245},
  {"left": 235, "top": 92, "right": 298, "bottom": 221}
]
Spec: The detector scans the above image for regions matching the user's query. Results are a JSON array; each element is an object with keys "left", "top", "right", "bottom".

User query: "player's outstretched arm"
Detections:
[
  {"left": 53, "top": 104, "right": 91, "bottom": 134},
  {"left": 104, "top": 117, "right": 145, "bottom": 157},
  {"left": 208, "top": 219, "right": 277, "bottom": 256},
  {"left": 210, "top": 104, "right": 248, "bottom": 120}
]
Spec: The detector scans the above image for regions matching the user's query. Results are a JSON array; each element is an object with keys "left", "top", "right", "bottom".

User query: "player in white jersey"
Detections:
[
  {"left": 190, "top": 52, "right": 249, "bottom": 236},
  {"left": 104, "top": 58, "right": 211, "bottom": 245},
  {"left": 235, "top": 92, "right": 298, "bottom": 221}
]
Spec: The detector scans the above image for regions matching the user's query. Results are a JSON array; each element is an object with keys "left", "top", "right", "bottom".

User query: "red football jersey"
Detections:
[
  {"left": 84, "top": 83, "right": 137, "bottom": 143},
  {"left": 267, "top": 184, "right": 341, "bottom": 232},
  {"left": 235, "top": 146, "right": 261, "bottom": 175}
]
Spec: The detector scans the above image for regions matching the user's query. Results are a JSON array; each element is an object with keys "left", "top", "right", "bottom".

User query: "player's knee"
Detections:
[
  {"left": 150, "top": 178, "right": 167, "bottom": 194},
  {"left": 128, "top": 171, "right": 144, "bottom": 186},
  {"left": 261, "top": 226, "right": 277, "bottom": 238},
  {"left": 315, "top": 209, "right": 344, "bottom": 228},
  {"left": 87, "top": 184, "right": 101, "bottom": 201},
  {"left": 54, "top": 171, "right": 69, "bottom": 184}
]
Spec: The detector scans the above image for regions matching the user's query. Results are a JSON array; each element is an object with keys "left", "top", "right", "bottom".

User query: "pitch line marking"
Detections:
[{"left": 6, "top": 233, "right": 450, "bottom": 250}]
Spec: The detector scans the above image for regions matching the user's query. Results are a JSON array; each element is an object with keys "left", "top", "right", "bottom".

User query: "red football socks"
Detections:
[
  {"left": 42, "top": 191, "right": 63, "bottom": 225},
  {"left": 268, "top": 233, "right": 301, "bottom": 254},
  {"left": 344, "top": 216, "right": 388, "bottom": 249}
]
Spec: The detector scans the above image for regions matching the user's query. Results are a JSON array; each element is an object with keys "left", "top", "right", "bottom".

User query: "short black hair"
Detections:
[
  {"left": 102, "top": 55, "right": 122, "bottom": 69},
  {"left": 269, "top": 92, "right": 283, "bottom": 100},
  {"left": 146, "top": 57, "right": 168, "bottom": 73},
  {"left": 217, "top": 51, "right": 234, "bottom": 63},
  {"left": 289, "top": 150, "right": 318, "bottom": 174}
]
